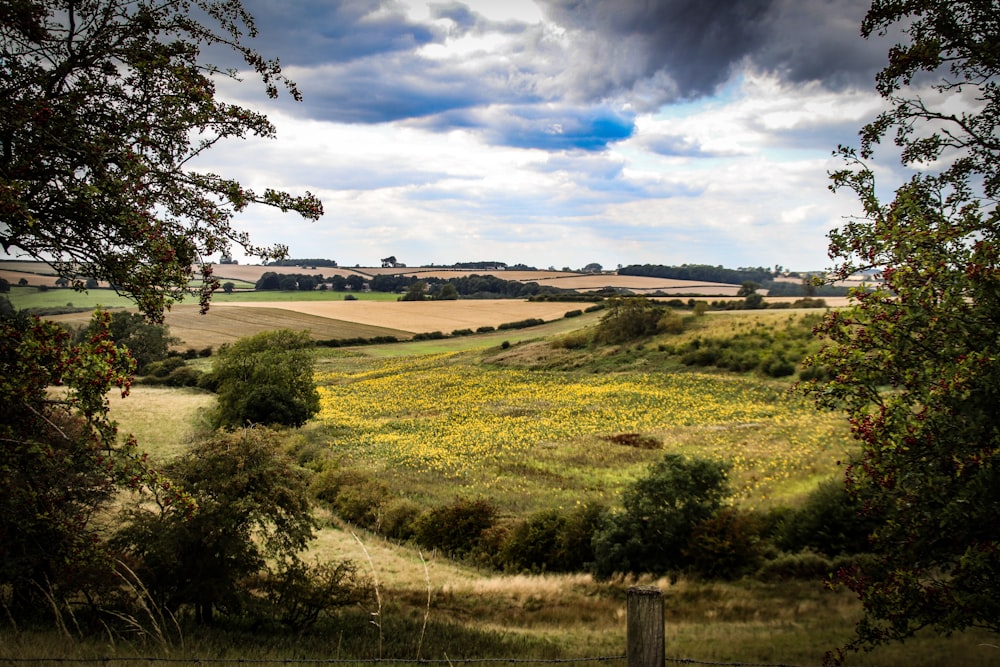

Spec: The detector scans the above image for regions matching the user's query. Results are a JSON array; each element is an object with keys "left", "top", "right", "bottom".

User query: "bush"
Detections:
[
  {"left": 413, "top": 498, "right": 498, "bottom": 559},
  {"left": 498, "top": 318, "right": 545, "bottom": 330},
  {"left": 498, "top": 504, "right": 604, "bottom": 573},
  {"left": 381, "top": 498, "right": 424, "bottom": 541},
  {"left": 592, "top": 454, "right": 730, "bottom": 578},
  {"left": 211, "top": 329, "right": 319, "bottom": 429},
  {"left": 776, "top": 479, "right": 875, "bottom": 557},
  {"left": 756, "top": 551, "right": 837, "bottom": 581},
  {"left": 333, "top": 479, "right": 391, "bottom": 530},
  {"left": 595, "top": 296, "right": 664, "bottom": 344},
  {"left": 551, "top": 330, "right": 591, "bottom": 349},
  {"left": 685, "top": 508, "right": 764, "bottom": 579}
]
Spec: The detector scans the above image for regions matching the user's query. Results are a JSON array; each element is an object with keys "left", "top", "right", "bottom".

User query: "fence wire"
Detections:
[{"left": 0, "top": 656, "right": 844, "bottom": 667}]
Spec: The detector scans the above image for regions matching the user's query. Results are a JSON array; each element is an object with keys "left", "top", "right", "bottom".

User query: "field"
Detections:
[{"left": 5, "top": 285, "right": 995, "bottom": 666}]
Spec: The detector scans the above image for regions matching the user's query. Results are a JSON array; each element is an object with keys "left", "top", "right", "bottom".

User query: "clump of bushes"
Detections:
[{"left": 498, "top": 317, "right": 546, "bottom": 330}]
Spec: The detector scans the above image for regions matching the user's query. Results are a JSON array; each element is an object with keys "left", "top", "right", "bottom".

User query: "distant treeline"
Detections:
[
  {"left": 619, "top": 264, "right": 849, "bottom": 297},
  {"left": 619, "top": 264, "right": 777, "bottom": 285},
  {"left": 266, "top": 258, "right": 340, "bottom": 268},
  {"left": 371, "top": 273, "right": 563, "bottom": 299}
]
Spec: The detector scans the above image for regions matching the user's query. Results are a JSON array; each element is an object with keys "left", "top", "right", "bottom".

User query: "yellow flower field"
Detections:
[{"left": 316, "top": 353, "right": 851, "bottom": 508}]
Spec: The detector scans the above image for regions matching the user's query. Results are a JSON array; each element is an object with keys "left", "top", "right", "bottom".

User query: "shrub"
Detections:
[
  {"left": 310, "top": 470, "right": 391, "bottom": 530},
  {"left": 413, "top": 498, "right": 498, "bottom": 559},
  {"left": 776, "top": 479, "right": 875, "bottom": 557},
  {"left": 592, "top": 454, "right": 730, "bottom": 578},
  {"left": 381, "top": 498, "right": 424, "bottom": 541},
  {"left": 499, "top": 504, "right": 604, "bottom": 573},
  {"left": 211, "top": 329, "right": 319, "bottom": 429},
  {"left": 551, "top": 330, "right": 591, "bottom": 349},
  {"left": 685, "top": 508, "right": 764, "bottom": 579},
  {"left": 333, "top": 478, "right": 391, "bottom": 530},
  {"left": 498, "top": 318, "right": 545, "bottom": 330},
  {"left": 756, "top": 551, "right": 836, "bottom": 581}
]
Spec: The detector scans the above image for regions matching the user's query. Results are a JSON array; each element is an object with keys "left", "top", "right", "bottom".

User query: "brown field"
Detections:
[
  {"left": 0, "top": 269, "right": 63, "bottom": 287},
  {"left": 50, "top": 304, "right": 410, "bottom": 349},
  {"left": 212, "top": 264, "right": 377, "bottom": 282},
  {"left": 215, "top": 299, "right": 585, "bottom": 335}
]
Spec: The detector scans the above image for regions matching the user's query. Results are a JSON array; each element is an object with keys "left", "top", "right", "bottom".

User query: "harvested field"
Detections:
[
  {"left": 215, "top": 299, "right": 581, "bottom": 335},
  {"left": 212, "top": 264, "right": 375, "bottom": 282},
  {"left": 525, "top": 273, "right": 741, "bottom": 293},
  {"left": 0, "top": 269, "right": 63, "bottom": 287},
  {"left": 49, "top": 304, "right": 409, "bottom": 349}
]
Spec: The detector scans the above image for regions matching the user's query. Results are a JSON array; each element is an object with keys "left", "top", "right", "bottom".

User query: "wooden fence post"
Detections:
[{"left": 627, "top": 586, "right": 664, "bottom": 667}]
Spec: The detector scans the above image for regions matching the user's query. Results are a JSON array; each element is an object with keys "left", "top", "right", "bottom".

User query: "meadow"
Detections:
[{"left": 5, "top": 294, "right": 997, "bottom": 666}]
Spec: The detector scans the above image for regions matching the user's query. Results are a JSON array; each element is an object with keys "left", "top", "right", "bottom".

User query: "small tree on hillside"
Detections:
[
  {"left": 115, "top": 427, "right": 316, "bottom": 624},
  {"left": 210, "top": 329, "right": 319, "bottom": 429},
  {"left": 595, "top": 296, "right": 664, "bottom": 344},
  {"left": 80, "top": 310, "right": 175, "bottom": 371},
  {"left": 592, "top": 454, "right": 730, "bottom": 578}
]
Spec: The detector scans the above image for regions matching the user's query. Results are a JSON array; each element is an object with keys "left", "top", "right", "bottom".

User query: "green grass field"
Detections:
[{"left": 5, "top": 284, "right": 400, "bottom": 310}]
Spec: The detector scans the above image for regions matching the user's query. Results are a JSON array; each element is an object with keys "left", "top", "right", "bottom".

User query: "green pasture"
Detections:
[{"left": 4, "top": 284, "right": 399, "bottom": 312}]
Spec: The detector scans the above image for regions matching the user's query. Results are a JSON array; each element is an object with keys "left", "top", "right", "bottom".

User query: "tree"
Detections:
[
  {"left": 401, "top": 280, "right": 427, "bottom": 301},
  {"left": 1, "top": 0, "right": 323, "bottom": 322},
  {"left": 436, "top": 283, "right": 459, "bottom": 300},
  {"left": 115, "top": 427, "right": 315, "bottom": 624},
  {"left": 222, "top": 281, "right": 235, "bottom": 294},
  {"left": 594, "top": 296, "right": 664, "bottom": 344},
  {"left": 0, "top": 310, "right": 177, "bottom": 617},
  {"left": 806, "top": 0, "right": 1000, "bottom": 658},
  {"left": 210, "top": 329, "right": 319, "bottom": 429},
  {"left": 592, "top": 454, "right": 729, "bottom": 578},
  {"left": 80, "top": 310, "right": 174, "bottom": 371}
]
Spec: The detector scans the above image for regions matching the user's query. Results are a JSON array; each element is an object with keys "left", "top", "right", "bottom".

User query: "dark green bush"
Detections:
[
  {"left": 776, "top": 479, "right": 875, "bottom": 556},
  {"left": 380, "top": 498, "right": 423, "bottom": 540},
  {"left": 499, "top": 504, "right": 604, "bottom": 573},
  {"left": 756, "top": 550, "right": 836, "bottom": 581},
  {"left": 413, "top": 498, "right": 498, "bottom": 559},
  {"left": 684, "top": 508, "right": 764, "bottom": 579},
  {"left": 592, "top": 454, "right": 730, "bottom": 578}
]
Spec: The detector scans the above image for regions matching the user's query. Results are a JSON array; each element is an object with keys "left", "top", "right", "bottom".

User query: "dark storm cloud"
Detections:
[
  {"left": 286, "top": 56, "right": 500, "bottom": 123},
  {"left": 232, "top": 0, "right": 891, "bottom": 152},
  {"left": 538, "top": 0, "right": 885, "bottom": 103},
  {"left": 242, "top": 0, "right": 439, "bottom": 64}
]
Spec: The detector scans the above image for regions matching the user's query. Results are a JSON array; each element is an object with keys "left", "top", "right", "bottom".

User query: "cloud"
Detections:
[
  {"left": 415, "top": 104, "right": 635, "bottom": 151},
  {"left": 538, "top": 0, "right": 885, "bottom": 104},
  {"left": 242, "top": 0, "right": 439, "bottom": 64}
]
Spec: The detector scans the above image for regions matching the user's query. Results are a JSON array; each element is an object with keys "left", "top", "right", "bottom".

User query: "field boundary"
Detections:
[{"left": 0, "top": 590, "right": 839, "bottom": 667}]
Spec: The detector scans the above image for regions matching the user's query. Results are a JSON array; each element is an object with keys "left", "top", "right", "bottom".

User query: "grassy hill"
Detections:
[{"left": 88, "top": 309, "right": 997, "bottom": 667}]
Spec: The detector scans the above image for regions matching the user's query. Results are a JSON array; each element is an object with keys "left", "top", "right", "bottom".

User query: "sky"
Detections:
[{"left": 199, "top": 0, "right": 904, "bottom": 271}]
